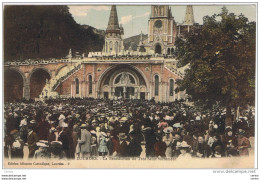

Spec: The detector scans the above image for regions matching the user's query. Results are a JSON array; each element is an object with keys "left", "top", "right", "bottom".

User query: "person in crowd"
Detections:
[
  {"left": 128, "top": 131, "right": 142, "bottom": 157},
  {"left": 117, "top": 133, "right": 129, "bottom": 157},
  {"left": 77, "top": 124, "right": 92, "bottom": 158},
  {"left": 210, "top": 146, "right": 224, "bottom": 158},
  {"left": 59, "top": 123, "right": 73, "bottom": 158},
  {"left": 237, "top": 129, "right": 251, "bottom": 156},
  {"left": 98, "top": 132, "right": 109, "bottom": 156},
  {"left": 34, "top": 141, "right": 51, "bottom": 159},
  {"left": 37, "top": 117, "right": 49, "bottom": 140},
  {"left": 27, "top": 124, "right": 39, "bottom": 158},
  {"left": 10, "top": 129, "right": 24, "bottom": 159},
  {"left": 90, "top": 130, "right": 98, "bottom": 156},
  {"left": 192, "top": 135, "right": 211, "bottom": 158},
  {"left": 172, "top": 133, "right": 182, "bottom": 158},
  {"left": 211, "top": 134, "right": 225, "bottom": 157},
  {"left": 110, "top": 131, "right": 120, "bottom": 156},
  {"left": 162, "top": 129, "right": 173, "bottom": 157},
  {"left": 50, "top": 141, "right": 66, "bottom": 159},
  {"left": 176, "top": 141, "right": 192, "bottom": 160},
  {"left": 154, "top": 134, "right": 166, "bottom": 157},
  {"left": 223, "top": 127, "right": 239, "bottom": 157},
  {"left": 3, "top": 98, "right": 254, "bottom": 160}
]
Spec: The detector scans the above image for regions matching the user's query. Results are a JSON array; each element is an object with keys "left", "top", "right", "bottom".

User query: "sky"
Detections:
[{"left": 69, "top": 4, "right": 256, "bottom": 38}]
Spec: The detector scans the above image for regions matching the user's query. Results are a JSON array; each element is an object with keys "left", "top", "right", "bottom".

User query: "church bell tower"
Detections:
[
  {"left": 103, "top": 5, "right": 124, "bottom": 55},
  {"left": 148, "top": 5, "right": 177, "bottom": 55}
]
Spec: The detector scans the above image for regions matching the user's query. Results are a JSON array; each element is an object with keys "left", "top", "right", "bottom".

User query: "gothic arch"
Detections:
[
  {"left": 97, "top": 64, "right": 149, "bottom": 90},
  {"left": 97, "top": 65, "right": 149, "bottom": 99}
]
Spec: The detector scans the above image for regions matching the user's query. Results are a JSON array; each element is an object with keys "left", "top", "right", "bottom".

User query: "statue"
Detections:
[{"left": 120, "top": 72, "right": 130, "bottom": 85}]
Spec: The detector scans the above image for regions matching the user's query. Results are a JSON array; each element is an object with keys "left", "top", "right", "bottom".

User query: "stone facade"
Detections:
[{"left": 54, "top": 58, "right": 182, "bottom": 102}]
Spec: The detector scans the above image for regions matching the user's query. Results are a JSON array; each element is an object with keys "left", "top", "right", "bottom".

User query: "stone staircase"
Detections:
[
  {"left": 39, "top": 61, "right": 82, "bottom": 99},
  {"left": 164, "top": 63, "right": 184, "bottom": 78}
]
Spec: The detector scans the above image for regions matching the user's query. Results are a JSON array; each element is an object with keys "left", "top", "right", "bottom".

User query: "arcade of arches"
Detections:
[{"left": 4, "top": 68, "right": 51, "bottom": 102}]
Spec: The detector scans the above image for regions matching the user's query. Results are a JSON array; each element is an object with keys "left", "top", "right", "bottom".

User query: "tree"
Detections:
[
  {"left": 4, "top": 5, "right": 104, "bottom": 61},
  {"left": 175, "top": 7, "right": 255, "bottom": 126}
]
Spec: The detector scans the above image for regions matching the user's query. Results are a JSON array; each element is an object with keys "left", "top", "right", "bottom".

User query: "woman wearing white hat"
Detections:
[
  {"left": 162, "top": 128, "right": 173, "bottom": 158},
  {"left": 176, "top": 141, "right": 192, "bottom": 160}
]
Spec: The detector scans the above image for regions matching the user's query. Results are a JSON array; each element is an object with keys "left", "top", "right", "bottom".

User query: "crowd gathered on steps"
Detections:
[{"left": 4, "top": 98, "right": 254, "bottom": 160}]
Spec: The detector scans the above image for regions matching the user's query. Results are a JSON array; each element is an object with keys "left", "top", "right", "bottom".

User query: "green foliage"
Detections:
[
  {"left": 175, "top": 8, "right": 255, "bottom": 109},
  {"left": 4, "top": 5, "right": 104, "bottom": 61}
]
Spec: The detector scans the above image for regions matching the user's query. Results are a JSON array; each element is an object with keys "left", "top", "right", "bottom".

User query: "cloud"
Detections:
[
  {"left": 69, "top": 6, "right": 110, "bottom": 17},
  {"left": 134, "top": 12, "right": 150, "bottom": 18},
  {"left": 119, "top": 12, "right": 150, "bottom": 25},
  {"left": 119, "top": 15, "right": 133, "bottom": 25}
]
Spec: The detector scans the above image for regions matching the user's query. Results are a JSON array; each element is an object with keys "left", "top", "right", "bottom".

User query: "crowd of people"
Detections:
[{"left": 4, "top": 98, "right": 254, "bottom": 160}]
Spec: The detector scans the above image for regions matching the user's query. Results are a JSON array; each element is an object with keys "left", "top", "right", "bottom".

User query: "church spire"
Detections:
[
  {"left": 184, "top": 5, "right": 195, "bottom": 25},
  {"left": 139, "top": 31, "right": 143, "bottom": 45},
  {"left": 107, "top": 5, "right": 120, "bottom": 31}
]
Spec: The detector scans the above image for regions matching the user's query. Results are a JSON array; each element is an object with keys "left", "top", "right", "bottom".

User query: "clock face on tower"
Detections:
[{"left": 154, "top": 20, "right": 162, "bottom": 29}]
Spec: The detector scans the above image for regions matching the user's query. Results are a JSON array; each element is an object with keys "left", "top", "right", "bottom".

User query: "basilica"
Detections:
[
  {"left": 46, "top": 5, "right": 200, "bottom": 102},
  {"left": 4, "top": 5, "right": 201, "bottom": 102}
]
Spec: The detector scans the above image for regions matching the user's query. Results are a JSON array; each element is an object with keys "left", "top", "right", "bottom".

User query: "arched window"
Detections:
[
  {"left": 89, "top": 75, "right": 92, "bottom": 95},
  {"left": 105, "top": 41, "right": 107, "bottom": 52},
  {"left": 167, "top": 48, "right": 170, "bottom": 55},
  {"left": 115, "top": 41, "right": 118, "bottom": 53},
  {"left": 75, "top": 78, "right": 79, "bottom": 94},
  {"left": 109, "top": 41, "right": 113, "bottom": 52},
  {"left": 155, "top": 44, "right": 162, "bottom": 54},
  {"left": 171, "top": 48, "right": 174, "bottom": 55},
  {"left": 155, "top": 75, "right": 159, "bottom": 96},
  {"left": 169, "top": 79, "right": 174, "bottom": 96}
]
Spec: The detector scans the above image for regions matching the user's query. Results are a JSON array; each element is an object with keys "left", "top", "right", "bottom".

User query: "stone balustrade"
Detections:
[{"left": 4, "top": 58, "right": 74, "bottom": 66}]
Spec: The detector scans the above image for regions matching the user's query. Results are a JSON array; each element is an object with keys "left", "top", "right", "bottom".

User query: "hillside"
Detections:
[
  {"left": 123, "top": 34, "right": 148, "bottom": 51},
  {"left": 82, "top": 25, "right": 106, "bottom": 37},
  {"left": 4, "top": 5, "right": 104, "bottom": 62}
]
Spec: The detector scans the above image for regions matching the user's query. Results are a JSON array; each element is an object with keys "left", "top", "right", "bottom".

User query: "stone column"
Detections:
[
  {"left": 136, "top": 87, "right": 140, "bottom": 99},
  {"left": 23, "top": 72, "right": 30, "bottom": 100},
  {"left": 123, "top": 87, "right": 126, "bottom": 98},
  {"left": 110, "top": 87, "right": 115, "bottom": 99}
]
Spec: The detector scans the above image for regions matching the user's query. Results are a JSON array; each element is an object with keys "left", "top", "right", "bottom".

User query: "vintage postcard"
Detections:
[{"left": 3, "top": 3, "right": 257, "bottom": 169}]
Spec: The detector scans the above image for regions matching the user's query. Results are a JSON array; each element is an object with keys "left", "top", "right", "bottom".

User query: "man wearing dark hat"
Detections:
[
  {"left": 142, "top": 127, "right": 156, "bottom": 157},
  {"left": 128, "top": 131, "right": 142, "bottom": 157},
  {"left": 9, "top": 129, "right": 24, "bottom": 159},
  {"left": 37, "top": 117, "right": 49, "bottom": 140},
  {"left": 27, "top": 125, "right": 39, "bottom": 158},
  {"left": 117, "top": 133, "right": 129, "bottom": 157}
]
